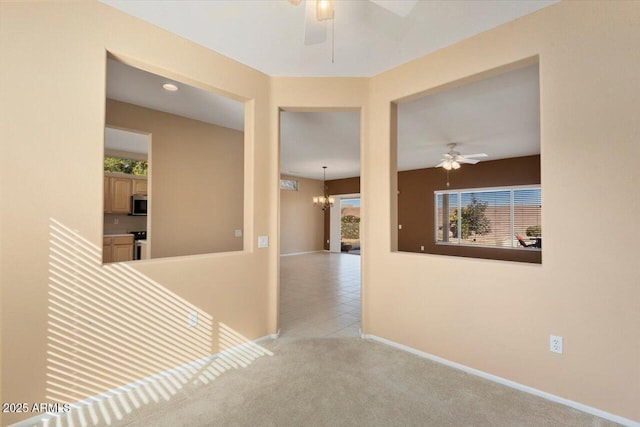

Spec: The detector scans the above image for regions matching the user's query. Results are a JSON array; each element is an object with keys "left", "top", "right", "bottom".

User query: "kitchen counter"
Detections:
[{"left": 104, "top": 233, "right": 134, "bottom": 238}]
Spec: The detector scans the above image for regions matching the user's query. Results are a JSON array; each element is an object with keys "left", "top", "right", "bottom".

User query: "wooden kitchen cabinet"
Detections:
[
  {"left": 132, "top": 178, "right": 148, "bottom": 195},
  {"left": 103, "top": 237, "right": 112, "bottom": 263},
  {"left": 103, "top": 235, "right": 134, "bottom": 263},
  {"left": 110, "top": 177, "right": 132, "bottom": 214},
  {"left": 104, "top": 176, "right": 110, "bottom": 214},
  {"left": 104, "top": 174, "right": 148, "bottom": 213}
]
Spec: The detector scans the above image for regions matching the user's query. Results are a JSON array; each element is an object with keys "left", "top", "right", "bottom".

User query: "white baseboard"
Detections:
[
  {"left": 10, "top": 333, "right": 278, "bottom": 427},
  {"left": 258, "top": 329, "right": 280, "bottom": 340},
  {"left": 362, "top": 334, "right": 639, "bottom": 427},
  {"left": 280, "top": 250, "right": 323, "bottom": 257}
]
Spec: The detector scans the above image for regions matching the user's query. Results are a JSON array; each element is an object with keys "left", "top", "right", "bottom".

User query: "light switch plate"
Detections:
[
  {"left": 234, "top": 229, "right": 242, "bottom": 237},
  {"left": 258, "top": 235, "right": 269, "bottom": 248}
]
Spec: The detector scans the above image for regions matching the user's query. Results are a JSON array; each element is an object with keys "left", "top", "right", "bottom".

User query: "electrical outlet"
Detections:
[
  {"left": 550, "top": 335, "right": 563, "bottom": 354},
  {"left": 114, "top": 218, "right": 119, "bottom": 225},
  {"left": 398, "top": 224, "right": 403, "bottom": 230},
  {"left": 188, "top": 312, "right": 198, "bottom": 328},
  {"left": 234, "top": 229, "right": 242, "bottom": 237},
  {"left": 420, "top": 245, "right": 425, "bottom": 251},
  {"left": 258, "top": 235, "right": 269, "bottom": 248}
]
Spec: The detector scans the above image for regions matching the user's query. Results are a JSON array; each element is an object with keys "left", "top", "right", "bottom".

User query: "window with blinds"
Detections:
[
  {"left": 435, "top": 186, "right": 541, "bottom": 249},
  {"left": 280, "top": 179, "right": 299, "bottom": 191}
]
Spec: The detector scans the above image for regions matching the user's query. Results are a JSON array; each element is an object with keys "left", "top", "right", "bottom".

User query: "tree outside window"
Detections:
[{"left": 104, "top": 157, "right": 148, "bottom": 176}]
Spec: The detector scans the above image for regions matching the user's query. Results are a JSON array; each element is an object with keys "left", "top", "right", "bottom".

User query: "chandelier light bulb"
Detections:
[{"left": 313, "top": 166, "right": 334, "bottom": 211}]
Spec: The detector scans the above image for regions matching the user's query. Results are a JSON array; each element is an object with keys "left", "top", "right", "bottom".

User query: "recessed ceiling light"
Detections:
[{"left": 162, "top": 83, "right": 178, "bottom": 92}]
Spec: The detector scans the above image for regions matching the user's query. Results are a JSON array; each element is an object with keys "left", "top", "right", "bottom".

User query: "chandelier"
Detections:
[{"left": 313, "top": 166, "right": 335, "bottom": 211}]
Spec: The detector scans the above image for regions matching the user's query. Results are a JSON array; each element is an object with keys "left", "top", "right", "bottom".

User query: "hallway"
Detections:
[{"left": 279, "top": 252, "right": 361, "bottom": 338}]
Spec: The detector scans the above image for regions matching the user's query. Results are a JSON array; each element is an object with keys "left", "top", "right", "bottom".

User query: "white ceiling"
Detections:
[
  {"left": 398, "top": 64, "right": 540, "bottom": 171},
  {"left": 104, "top": 127, "right": 149, "bottom": 155},
  {"left": 101, "top": 0, "right": 557, "bottom": 77},
  {"left": 106, "top": 59, "right": 244, "bottom": 131},
  {"left": 281, "top": 111, "right": 360, "bottom": 180},
  {"left": 103, "top": 2, "right": 543, "bottom": 179}
]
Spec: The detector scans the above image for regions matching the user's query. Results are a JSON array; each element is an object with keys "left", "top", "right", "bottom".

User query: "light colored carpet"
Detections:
[{"left": 112, "top": 337, "right": 619, "bottom": 427}]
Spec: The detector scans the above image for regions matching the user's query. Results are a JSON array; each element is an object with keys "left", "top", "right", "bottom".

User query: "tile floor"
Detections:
[{"left": 279, "top": 252, "right": 361, "bottom": 338}]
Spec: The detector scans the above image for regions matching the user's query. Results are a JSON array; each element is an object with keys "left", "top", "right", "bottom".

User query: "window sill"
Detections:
[{"left": 400, "top": 243, "right": 542, "bottom": 264}]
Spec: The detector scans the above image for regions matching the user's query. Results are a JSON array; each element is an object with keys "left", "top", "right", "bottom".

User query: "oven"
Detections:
[{"left": 129, "top": 231, "right": 147, "bottom": 260}]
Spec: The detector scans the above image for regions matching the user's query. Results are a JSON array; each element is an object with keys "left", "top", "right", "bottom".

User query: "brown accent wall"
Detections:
[
  {"left": 323, "top": 177, "right": 360, "bottom": 250},
  {"left": 398, "top": 155, "right": 540, "bottom": 263}
]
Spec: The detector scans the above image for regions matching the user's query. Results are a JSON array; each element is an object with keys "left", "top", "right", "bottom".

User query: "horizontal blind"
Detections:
[
  {"left": 513, "top": 188, "right": 542, "bottom": 246},
  {"left": 460, "top": 190, "right": 511, "bottom": 247},
  {"left": 435, "top": 186, "right": 541, "bottom": 249},
  {"left": 435, "top": 193, "right": 459, "bottom": 243}
]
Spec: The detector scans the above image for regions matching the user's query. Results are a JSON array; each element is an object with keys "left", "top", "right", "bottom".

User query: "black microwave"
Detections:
[{"left": 131, "top": 194, "right": 148, "bottom": 216}]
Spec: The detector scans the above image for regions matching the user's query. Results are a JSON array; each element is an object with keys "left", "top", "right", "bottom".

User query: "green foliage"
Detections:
[
  {"left": 341, "top": 215, "right": 360, "bottom": 224},
  {"left": 525, "top": 226, "right": 542, "bottom": 237},
  {"left": 449, "top": 194, "right": 491, "bottom": 239},
  {"left": 341, "top": 215, "right": 360, "bottom": 239},
  {"left": 104, "top": 157, "right": 148, "bottom": 176}
]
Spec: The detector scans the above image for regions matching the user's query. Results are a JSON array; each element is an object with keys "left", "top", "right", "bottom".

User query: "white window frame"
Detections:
[
  {"left": 279, "top": 179, "right": 298, "bottom": 191},
  {"left": 434, "top": 184, "right": 541, "bottom": 250}
]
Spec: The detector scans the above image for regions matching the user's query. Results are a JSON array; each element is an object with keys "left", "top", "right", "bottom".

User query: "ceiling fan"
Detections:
[
  {"left": 436, "top": 143, "right": 488, "bottom": 170},
  {"left": 288, "top": 0, "right": 418, "bottom": 46}
]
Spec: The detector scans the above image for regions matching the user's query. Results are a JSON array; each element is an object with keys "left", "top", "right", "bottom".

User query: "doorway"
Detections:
[
  {"left": 278, "top": 110, "right": 362, "bottom": 338},
  {"left": 329, "top": 194, "right": 361, "bottom": 254}
]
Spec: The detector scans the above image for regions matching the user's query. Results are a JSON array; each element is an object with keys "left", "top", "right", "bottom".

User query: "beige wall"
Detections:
[
  {"left": 365, "top": 1, "right": 639, "bottom": 422},
  {"left": 0, "top": 2, "right": 272, "bottom": 425},
  {"left": 2, "top": 1, "right": 640, "bottom": 425},
  {"left": 280, "top": 175, "right": 324, "bottom": 255},
  {"left": 106, "top": 99, "right": 244, "bottom": 258}
]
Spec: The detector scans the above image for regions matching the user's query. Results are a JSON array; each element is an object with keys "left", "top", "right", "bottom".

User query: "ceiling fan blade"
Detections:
[
  {"left": 304, "top": 0, "right": 327, "bottom": 45},
  {"left": 436, "top": 159, "right": 448, "bottom": 167},
  {"left": 458, "top": 157, "right": 480, "bottom": 164},
  {"left": 462, "top": 153, "right": 488, "bottom": 159},
  {"left": 369, "top": 0, "right": 418, "bottom": 17}
]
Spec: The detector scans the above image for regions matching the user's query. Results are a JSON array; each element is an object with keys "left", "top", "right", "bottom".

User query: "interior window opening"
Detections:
[{"left": 393, "top": 59, "right": 541, "bottom": 263}]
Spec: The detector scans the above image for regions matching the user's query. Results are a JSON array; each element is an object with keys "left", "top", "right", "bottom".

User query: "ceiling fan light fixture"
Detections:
[
  {"left": 437, "top": 143, "right": 487, "bottom": 170},
  {"left": 441, "top": 159, "right": 459, "bottom": 170},
  {"left": 316, "top": 0, "right": 334, "bottom": 21}
]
